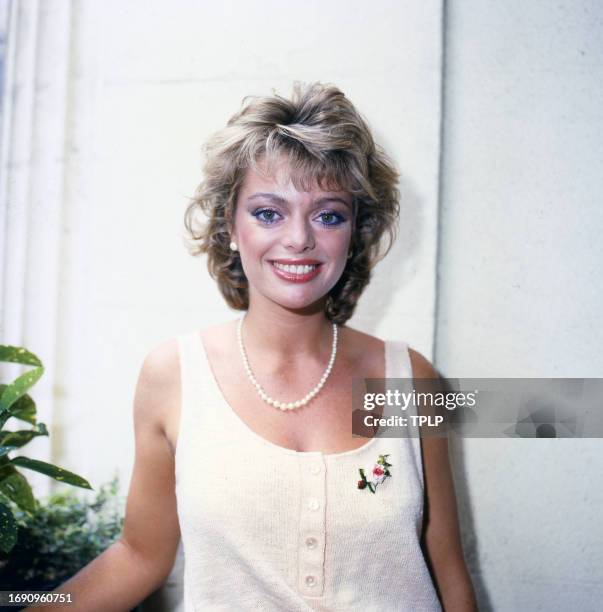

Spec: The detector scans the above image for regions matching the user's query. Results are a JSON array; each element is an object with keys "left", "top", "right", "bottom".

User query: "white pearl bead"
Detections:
[{"left": 237, "top": 318, "right": 337, "bottom": 411}]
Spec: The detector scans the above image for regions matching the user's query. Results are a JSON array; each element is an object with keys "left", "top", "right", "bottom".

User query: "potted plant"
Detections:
[
  {"left": 0, "top": 345, "right": 92, "bottom": 554},
  {"left": 0, "top": 478, "right": 124, "bottom": 592}
]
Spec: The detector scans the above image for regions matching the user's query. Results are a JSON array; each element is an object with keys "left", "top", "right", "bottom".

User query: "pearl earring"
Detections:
[{"left": 229, "top": 241, "right": 238, "bottom": 251}]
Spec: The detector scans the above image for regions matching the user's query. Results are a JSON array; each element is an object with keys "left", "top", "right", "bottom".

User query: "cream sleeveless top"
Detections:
[{"left": 175, "top": 332, "right": 442, "bottom": 611}]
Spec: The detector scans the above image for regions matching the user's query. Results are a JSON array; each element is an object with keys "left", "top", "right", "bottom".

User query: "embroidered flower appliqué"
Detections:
[{"left": 357, "top": 454, "right": 392, "bottom": 493}]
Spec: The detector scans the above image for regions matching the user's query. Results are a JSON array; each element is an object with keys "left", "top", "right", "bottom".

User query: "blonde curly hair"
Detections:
[{"left": 184, "top": 82, "right": 400, "bottom": 324}]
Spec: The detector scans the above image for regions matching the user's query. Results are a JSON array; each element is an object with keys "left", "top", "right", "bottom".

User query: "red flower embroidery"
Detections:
[{"left": 357, "top": 454, "right": 392, "bottom": 494}]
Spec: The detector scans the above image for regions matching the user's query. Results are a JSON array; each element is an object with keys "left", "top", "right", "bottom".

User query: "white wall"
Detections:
[{"left": 437, "top": 1, "right": 603, "bottom": 610}]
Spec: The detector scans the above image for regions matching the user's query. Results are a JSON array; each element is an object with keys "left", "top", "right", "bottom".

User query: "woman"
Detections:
[{"left": 34, "top": 83, "right": 476, "bottom": 611}]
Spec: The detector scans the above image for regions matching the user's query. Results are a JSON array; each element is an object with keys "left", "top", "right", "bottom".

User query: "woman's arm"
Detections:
[
  {"left": 26, "top": 340, "right": 182, "bottom": 612},
  {"left": 410, "top": 349, "right": 478, "bottom": 612}
]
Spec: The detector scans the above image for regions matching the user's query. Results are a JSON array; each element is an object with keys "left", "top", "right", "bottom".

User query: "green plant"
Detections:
[
  {"left": 0, "top": 478, "right": 124, "bottom": 591},
  {"left": 0, "top": 345, "right": 91, "bottom": 554}
]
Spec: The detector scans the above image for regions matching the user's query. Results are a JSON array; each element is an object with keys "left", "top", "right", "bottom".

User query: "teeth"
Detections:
[{"left": 273, "top": 262, "right": 318, "bottom": 275}]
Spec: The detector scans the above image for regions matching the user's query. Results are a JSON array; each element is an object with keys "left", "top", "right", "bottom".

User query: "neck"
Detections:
[{"left": 242, "top": 297, "right": 335, "bottom": 359}]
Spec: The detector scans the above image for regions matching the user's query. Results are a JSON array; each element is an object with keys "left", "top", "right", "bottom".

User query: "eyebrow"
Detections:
[
  {"left": 246, "top": 192, "right": 352, "bottom": 209},
  {"left": 246, "top": 192, "right": 287, "bottom": 205}
]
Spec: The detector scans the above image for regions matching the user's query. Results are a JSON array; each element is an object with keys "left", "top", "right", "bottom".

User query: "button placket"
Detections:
[{"left": 297, "top": 454, "right": 326, "bottom": 597}]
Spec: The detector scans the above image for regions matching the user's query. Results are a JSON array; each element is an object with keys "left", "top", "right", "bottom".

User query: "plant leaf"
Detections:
[
  {"left": 0, "top": 501, "right": 18, "bottom": 553},
  {"left": 6, "top": 392, "right": 38, "bottom": 425},
  {"left": 0, "top": 446, "right": 17, "bottom": 458},
  {"left": 0, "top": 423, "right": 48, "bottom": 448},
  {"left": 10, "top": 456, "right": 92, "bottom": 490},
  {"left": 0, "top": 366, "right": 44, "bottom": 414},
  {"left": 0, "top": 465, "right": 36, "bottom": 512},
  {"left": 0, "top": 345, "right": 43, "bottom": 367}
]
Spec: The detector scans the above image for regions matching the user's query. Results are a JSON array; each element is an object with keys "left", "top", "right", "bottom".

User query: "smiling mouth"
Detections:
[
  {"left": 272, "top": 262, "right": 319, "bottom": 274},
  {"left": 269, "top": 260, "right": 322, "bottom": 282}
]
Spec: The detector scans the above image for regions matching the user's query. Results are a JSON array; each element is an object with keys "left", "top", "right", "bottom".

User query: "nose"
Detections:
[{"left": 284, "top": 214, "right": 315, "bottom": 252}]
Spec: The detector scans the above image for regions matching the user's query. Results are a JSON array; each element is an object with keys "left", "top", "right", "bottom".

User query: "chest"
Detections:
[{"left": 208, "top": 347, "right": 385, "bottom": 455}]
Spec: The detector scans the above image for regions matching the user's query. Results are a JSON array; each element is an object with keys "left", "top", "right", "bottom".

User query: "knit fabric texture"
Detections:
[{"left": 175, "top": 332, "right": 442, "bottom": 611}]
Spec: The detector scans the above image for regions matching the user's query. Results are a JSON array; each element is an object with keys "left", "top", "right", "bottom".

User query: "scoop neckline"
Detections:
[{"left": 196, "top": 331, "right": 389, "bottom": 459}]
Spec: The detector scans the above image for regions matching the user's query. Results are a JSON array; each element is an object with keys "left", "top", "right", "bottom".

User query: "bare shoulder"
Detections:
[
  {"left": 408, "top": 347, "right": 439, "bottom": 379},
  {"left": 340, "top": 325, "right": 384, "bottom": 354},
  {"left": 338, "top": 326, "right": 384, "bottom": 376},
  {"left": 134, "top": 337, "right": 181, "bottom": 429},
  {"left": 139, "top": 337, "right": 180, "bottom": 392},
  {"left": 339, "top": 327, "right": 439, "bottom": 380}
]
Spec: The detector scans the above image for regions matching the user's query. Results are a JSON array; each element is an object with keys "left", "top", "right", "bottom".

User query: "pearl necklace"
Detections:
[{"left": 236, "top": 317, "right": 338, "bottom": 410}]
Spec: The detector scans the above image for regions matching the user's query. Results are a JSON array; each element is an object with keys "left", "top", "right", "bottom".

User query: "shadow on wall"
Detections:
[
  {"left": 450, "top": 434, "right": 493, "bottom": 611},
  {"left": 354, "top": 171, "right": 425, "bottom": 335}
]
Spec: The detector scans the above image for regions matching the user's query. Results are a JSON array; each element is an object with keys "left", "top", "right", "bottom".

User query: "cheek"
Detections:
[
  {"left": 236, "top": 223, "right": 270, "bottom": 254},
  {"left": 322, "top": 228, "right": 352, "bottom": 259}
]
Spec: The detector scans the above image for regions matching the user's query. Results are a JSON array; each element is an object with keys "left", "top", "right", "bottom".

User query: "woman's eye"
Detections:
[
  {"left": 253, "top": 208, "right": 282, "bottom": 224},
  {"left": 316, "top": 211, "right": 345, "bottom": 226}
]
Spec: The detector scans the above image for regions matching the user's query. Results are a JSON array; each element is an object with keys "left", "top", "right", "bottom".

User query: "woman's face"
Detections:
[{"left": 232, "top": 162, "right": 353, "bottom": 313}]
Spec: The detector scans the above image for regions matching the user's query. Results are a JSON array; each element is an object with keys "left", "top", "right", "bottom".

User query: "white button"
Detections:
[
  {"left": 305, "top": 575, "right": 317, "bottom": 587},
  {"left": 309, "top": 464, "right": 321, "bottom": 475},
  {"left": 305, "top": 536, "right": 318, "bottom": 549},
  {"left": 307, "top": 498, "right": 320, "bottom": 511}
]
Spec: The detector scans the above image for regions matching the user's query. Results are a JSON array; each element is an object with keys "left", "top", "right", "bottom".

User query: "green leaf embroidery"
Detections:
[{"left": 357, "top": 454, "right": 392, "bottom": 493}]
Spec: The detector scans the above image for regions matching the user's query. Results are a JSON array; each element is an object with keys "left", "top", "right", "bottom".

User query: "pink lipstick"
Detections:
[{"left": 270, "top": 259, "right": 322, "bottom": 283}]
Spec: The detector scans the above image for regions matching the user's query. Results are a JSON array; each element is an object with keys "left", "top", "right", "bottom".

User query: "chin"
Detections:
[
  {"left": 269, "top": 290, "right": 329, "bottom": 314},
  {"left": 248, "top": 269, "right": 344, "bottom": 313}
]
